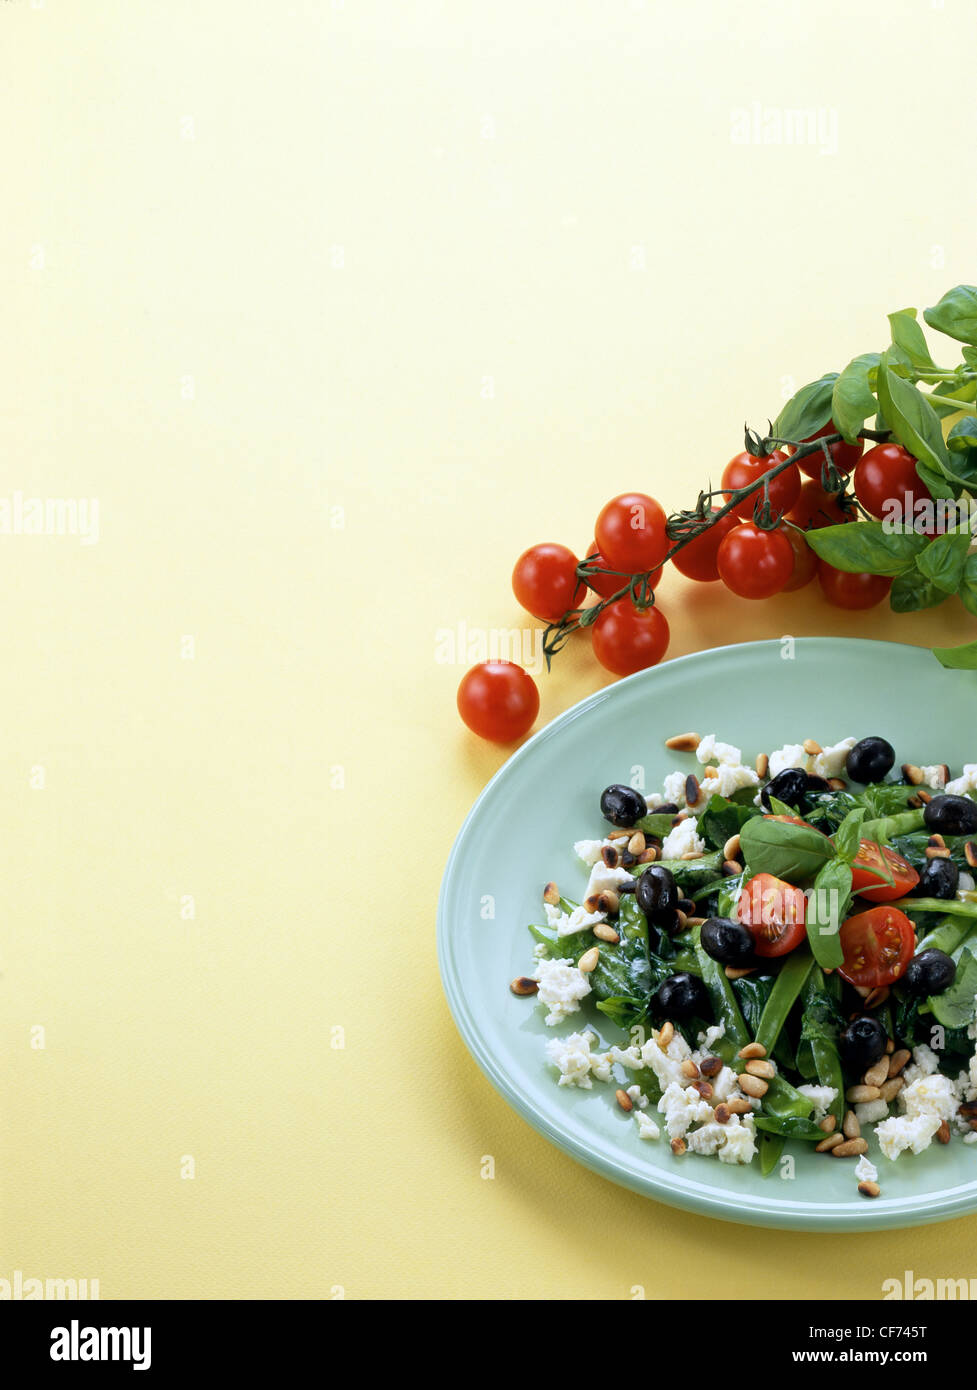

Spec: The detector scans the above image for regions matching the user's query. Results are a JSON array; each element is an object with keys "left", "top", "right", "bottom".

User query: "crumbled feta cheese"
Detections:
[
  {"left": 664, "top": 1030, "right": 693, "bottom": 1062},
  {"left": 710, "top": 1066, "right": 741, "bottom": 1103},
  {"left": 810, "top": 737, "right": 856, "bottom": 780},
  {"left": 796, "top": 1085, "right": 838, "bottom": 1120},
  {"left": 634, "top": 1111, "right": 660, "bottom": 1141},
  {"left": 545, "top": 1030, "right": 605, "bottom": 1087},
  {"left": 855, "top": 1098, "right": 890, "bottom": 1124},
  {"left": 960, "top": 871, "right": 976, "bottom": 893},
  {"left": 767, "top": 743, "right": 807, "bottom": 778},
  {"left": 945, "top": 767, "right": 977, "bottom": 796},
  {"left": 626, "top": 1084, "right": 649, "bottom": 1111},
  {"left": 533, "top": 941, "right": 548, "bottom": 960},
  {"left": 902, "top": 1042, "right": 941, "bottom": 1086},
  {"left": 685, "top": 1121, "right": 727, "bottom": 1155},
  {"left": 875, "top": 1113, "right": 942, "bottom": 1160},
  {"left": 645, "top": 793, "right": 665, "bottom": 811},
  {"left": 964, "top": 1132, "right": 977, "bottom": 1146},
  {"left": 611, "top": 1037, "right": 684, "bottom": 1091},
  {"left": 663, "top": 771, "right": 688, "bottom": 807},
  {"left": 718, "top": 1116, "right": 757, "bottom": 1165},
  {"left": 697, "top": 1021, "right": 726, "bottom": 1051},
  {"left": 854, "top": 1154, "right": 879, "bottom": 1183},
  {"left": 544, "top": 901, "right": 606, "bottom": 937},
  {"left": 657, "top": 1082, "right": 714, "bottom": 1139},
  {"left": 585, "top": 861, "right": 635, "bottom": 901},
  {"left": 661, "top": 817, "right": 707, "bottom": 860},
  {"left": 902, "top": 1073, "right": 958, "bottom": 1123},
  {"left": 533, "top": 958, "right": 592, "bottom": 1025},
  {"left": 696, "top": 734, "right": 742, "bottom": 767},
  {"left": 573, "top": 838, "right": 606, "bottom": 866},
  {"left": 918, "top": 765, "right": 948, "bottom": 790}
]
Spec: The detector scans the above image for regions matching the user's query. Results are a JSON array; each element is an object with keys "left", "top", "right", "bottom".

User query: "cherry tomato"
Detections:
[
  {"left": 582, "top": 541, "right": 662, "bottom": 599},
  {"left": 838, "top": 905, "right": 915, "bottom": 988},
  {"left": 781, "top": 527, "right": 819, "bottom": 591},
  {"left": 721, "top": 451, "right": 801, "bottom": 521},
  {"left": 669, "top": 510, "right": 740, "bottom": 583},
  {"left": 818, "top": 561, "right": 892, "bottom": 610},
  {"left": 594, "top": 493, "right": 669, "bottom": 574},
  {"left": 849, "top": 841, "right": 919, "bottom": 903},
  {"left": 591, "top": 600, "right": 669, "bottom": 676},
  {"left": 511, "top": 543, "right": 585, "bottom": 623},
  {"left": 788, "top": 480, "right": 856, "bottom": 531},
  {"left": 456, "top": 661, "right": 539, "bottom": 742},
  {"left": 765, "top": 814, "right": 827, "bottom": 833},
  {"left": 853, "top": 443, "right": 928, "bottom": 523},
  {"left": 716, "top": 523, "right": 794, "bottom": 599},
  {"left": 737, "top": 873, "right": 808, "bottom": 957},
  {"left": 793, "top": 420, "right": 863, "bottom": 479}
]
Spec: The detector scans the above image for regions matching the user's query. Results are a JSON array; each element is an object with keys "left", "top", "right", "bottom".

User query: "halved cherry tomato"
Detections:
[
  {"left": 838, "top": 905, "right": 915, "bottom": 987},
  {"left": 764, "top": 813, "right": 811, "bottom": 829},
  {"left": 849, "top": 840, "right": 919, "bottom": 902},
  {"left": 736, "top": 872, "right": 808, "bottom": 957}
]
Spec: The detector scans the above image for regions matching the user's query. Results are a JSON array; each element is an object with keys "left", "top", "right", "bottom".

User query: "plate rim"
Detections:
[{"left": 437, "top": 636, "right": 977, "bottom": 1231}]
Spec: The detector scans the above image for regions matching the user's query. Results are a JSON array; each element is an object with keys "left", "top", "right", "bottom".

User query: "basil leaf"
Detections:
[
  {"left": 833, "top": 807, "right": 866, "bottom": 864},
  {"left": 773, "top": 373, "right": 837, "bottom": 443},
  {"left": 947, "top": 416, "right": 977, "bottom": 454},
  {"left": 929, "top": 947, "right": 977, "bottom": 1029},
  {"left": 877, "top": 358, "right": 953, "bottom": 481},
  {"left": 890, "top": 567, "right": 948, "bottom": 613},
  {"left": 805, "top": 858, "right": 849, "bottom": 969},
  {"left": 832, "top": 352, "right": 881, "bottom": 442},
  {"left": 638, "top": 811, "right": 682, "bottom": 837},
  {"left": 933, "top": 639, "right": 977, "bottom": 670},
  {"left": 739, "top": 817, "right": 834, "bottom": 881},
  {"left": 928, "top": 376, "right": 977, "bottom": 420},
  {"left": 914, "top": 459, "right": 958, "bottom": 502},
  {"left": 699, "top": 793, "right": 761, "bottom": 852},
  {"left": 804, "top": 520, "right": 928, "bottom": 575},
  {"left": 916, "top": 527, "right": 971, "bottom": 593},
  {"left": 958, "top": 553, "right": 977, "bottom": 618},
  {"left": 924, "top": 285, "right": 977, "bottom": 346},
  {"left": 888, "top": 308, "right": 937, "bottom": 370}
]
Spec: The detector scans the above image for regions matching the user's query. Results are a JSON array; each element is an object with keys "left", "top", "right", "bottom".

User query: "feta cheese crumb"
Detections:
[
  {"left": 767, "top": 743, "right": 807, "bottom": 778},
  {"left": 964, "top": 1132, "right": 977, "bottom": 1146},
  {"left": 854, "top": 1154, "right": 879, "bottom": 1184},
  {"left": 657, "top": 1082, "right": 714, "bottom": 1139},
  {"left": 696, "top": 1021, "right": 726, "bottom": 1051},
  {"left": 634, "top": 1111, "right": 660, "bottom": 1141},
  {"left": 544, "top": 900, "right": 606, "bottom": 938},
  {"left": 584, "top": 860, "right": 635, "bottom": 901},
  {"left": 796, "top": 1085, "right": 838, "bottom": 1120},
  {"left": 918, "top": 764, "right": 948, "bottom": 790},
  {"left": 945, "top": 767, "right": 977, "bottom": 797},
  {"left": 711, "top": 763, "right": 760, "bottom": 799},
  {"left": 661, "top": 817, "right": 706, "bottom": 860},
  {"left": 875, "top": 1113, "right": 942, "bottom": 1161},
  {"left": 902, "top": 1042, "right": 941, "bottom": 1086},
  {"left": 902, "top": 1073, "right": 958, "bottom": 1123},
  {"left": 663, "top": 770, "right": 688, "bottom": 807},
  {"left": 685, "top": 1121, "right": 727, "bottom": 1155},
  {"left": 718, "top": 1116, "right": 757, "bottom": 1165},
  {"left": 696, "top": 734, "right": 742, "bottom": 767},
  {"left": 533, "top": 958, "right": 592, "bottom": 1025},
  {"left": 573, "top": 838, "right": 606, "bottom": 867},
  {"left": 545, "top": 1030, "right": 604, "bottom": 1087},
  {"left": 810, "top": 737, "right": 856, "bottom": 779},
  {"left": 626, "top": 1084, "right": 649, "bottom": 1111},
  {"left": 855, "top": 1098, "right": 890, "bottom": 1124}
]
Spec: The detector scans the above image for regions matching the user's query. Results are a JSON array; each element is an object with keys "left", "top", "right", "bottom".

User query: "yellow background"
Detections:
[{"left": 2, "top": 0, "right": 977, "bottom": 1299}]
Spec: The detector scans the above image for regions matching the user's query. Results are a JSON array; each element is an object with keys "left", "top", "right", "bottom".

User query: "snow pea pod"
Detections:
[
  {"left": 861, "top": 808, "right": 926, "bottom": 842},
  {"left": 915, "top": 913, "right": 977, "bottom": 957},
  {"left": 798, "top": 966, "right": 845, "bottom": 1124},
  {"left": 893, "top": 893, "right": 977, "bottom": 921},
  {"left": 758, "top": 1131, "right": 784, "bottom": 1177},
  {"left": 691, "top": 929, "right": 750, "bottom": 1051},
  {"left": 755, "top": 952, "right": 815, "bottom": 1057}
]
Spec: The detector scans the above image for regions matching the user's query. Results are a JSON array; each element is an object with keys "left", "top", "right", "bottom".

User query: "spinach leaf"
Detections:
[
  {"left": 804, "top": 519, "right": 928, "bottom": 576},
  {"left": 699, "top": 792, "right": 762, "bottom": 851},
  {"left": 960, "top": 555, "right": 977, "bottom": 619},
  {"left": 739, "top": 816, "right": 835, "bottom": 882},
  {"left": 930, "top": 947, "right": 977, "bottom": 1029},
  {"left": 731, "top": 974, "right": 774, "bottom": 1038},
  {"left": 595, "top": 995, "right": 650, "bottom": 1031},
  {"left": 637, "top": 852, "right": 723, "bottom": 891},
  {"left": 924, "top": 284, "right": 977, "bottom": 346},
  {"left": 773, "top": 372, "right": 837, "bottom": 442},
  {"left": 832, "top": 352, "right": 881, "bottom": 442}
]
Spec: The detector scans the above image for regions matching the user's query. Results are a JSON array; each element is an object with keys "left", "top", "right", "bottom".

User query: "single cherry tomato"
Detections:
[
  {"left": 594, "top": 493, "right": 669, "bottom": 574},
  {"left": 788, "top": 480, "right": 856, "bottom": 531},
  {"left": 669, "top": 510, "right": 740, "bottom": 583},
  {"left": 793, "top": 420, "right": 863, "bottom": 479},
  {"left": 781, "top": 527, "right": 819, "bottom": 591},
  {"left": 853, "top": 443, "right": 928, "bottom": 523},
  {"left": 582, "top": 541, "right": 662, "bottom": 599},
  {"left": 838, "top": 905, "right": 915, "bottom": 987},
  {"left": 511, "top": 543, "right": 585, "bottom": 623},
  {"left": 736, "top": 872, "right": 808, "bottom": 957},
  {"left": 721, "top": 451, "right": 801, "bottom": 521},
  {"left": 591, "top": 600, "right": 669, "bottom": 676},
  {"left": 765, "top": 814, "right": 827, "bottom": 833},
  {"left": 818, "top": 561, "right": 892, "bottom": 610},
  {"left": 456, "top": 661, "right": 539, "bottom": 742},
  {"left": 848, "top": 841, "right": 919, "bottom": 903},
  {"left": 716, "top": 523, "right": 794, "bottom": 599}
]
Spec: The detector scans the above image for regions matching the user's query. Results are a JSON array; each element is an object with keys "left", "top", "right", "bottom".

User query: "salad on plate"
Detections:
[{"left": 512, "top": 732, "right": 977, "bottom": 1196}]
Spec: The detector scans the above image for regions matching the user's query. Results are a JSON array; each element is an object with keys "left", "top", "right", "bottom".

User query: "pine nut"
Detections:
[
  {"left": 756, "top": 752, "right": 768, "bottom": 778},
  {"left": 722, "top": 860, "right": 743, "bottom": 876},
  {"left": 926, "top": 846, "right": 951, "bottom": 859},
  {"left": 738, "top": 1073, "right": 769, "bottom": 1098},
  {"left": 543, "top": 881, "right": 560, "bottom": 906},
  {"left": 819, "top": 1115, "right": 837, "bottom": 1134},
  {"left": 699, "top": 1056, "right": 723, "bottom": 1078},
  {"left": 842, "top": 1110, "right": 861, "bottom": 1140},
  {"left": 907, "top": 795, "right": 922, "bottom": 809},
  {"left": 685, "top": 774, "right": 700, "bottom": 806},
  {"left": 902, "top": 762, "right": 925, "bottom": 786},
  {"left": 737, "top": 1042, "right": 767, "bottom": 1059},
  {"left": 723, "top": 833, "right": 742, "bottom": 862},
  {"left": 670, "top": 1137, "right": 686, "bottom": 1156},
  {"left": 846, "top": 1085, "right": 882, "bottom": 1103},
  {"left": 888, "top": 1049, "right": 911, "bottom": 1077},
  {"left": 928, "top": 833, "right": 947, "bottom": 848},
  {"left": 681, "top": 851, "right": 704, "bottom": 860},
  {"left": 601, "top": 844, "right": 620, "bottom": 868},
  {"left": 627, "top": 832, "right": 646, "bottom": 856},
  {"left": 864, "top": 986, "right": 890, "bottom": 1010},
  {"left": 675, "top": 909, "right": 689, "bottom": 931},
  {"left": 937, "top": 1120, "right": 951, "bottom": 1144},
  {"left": 745, "top": 1059, "right": 776, "bottom": 1079},
  {"left": 726, "top": 1097, "right": 753, "bottom": 1114},
  {"left": 509, "top": 976, "right": 538, "bottom": 996},
  {"left": 607, "top": 828, "right": 632, "bottom": 841},
  {"left": 657, "top": 1021, "right": 674, "bottom": 1048},
  {"left": 803, "top": 739, "right": 822, "bottom": 755},
  {"left": 725, "top": 965, "right": 755, "bottom": 978},
  {"left": 853, "top": 984, "right": 872, "bottom": 999},
  {"left": 615, "top": 1088, "right": 633, "bottom": 1112},
  {"left": 885, "top": 1038, "right": 895, "bottom": 1055},
  {"left": 831, "top": 1138, "right": 869, "bottom": 1157},
  {"left": 695, "top": 1080, "right": 714, "bottom": 1099},
  {"left": 858, "top": 1181, "right": 881, "bottom": 1198},
  {"left": 966, "top": 841, "right": 977, "bottom": 871},
  {"left": 879, "top": 1077, "right": 903, "bottom": 1103},
  {"left": 816, "top": 1133, "right": 844, "bottom": 1152},
  {"left": 596, "top": 890, "right": 619, "bottom": 915},
  {"left": 665, "top": 732, "right": 701, "bottom": 751},
  {"left": 864, "top": 1059, "right": 890, "bottom": 1088},
  {"left": 684, "top": 916, "right": 707, "bottom": 928},
  {"left": 680, "top": 1059, "right": 700, "bottom": 1079},
  {"left": 827, "top": 777, "right": 847, "bottom": 791},
  {"left": 714, "top": 1103, "right": 731, "bottom": 1124},
  {"left": 578, "top": 947, "right": 600, "bottom": 974},
  {"left": 638, "top": 847, "right": 658, "bottom": 864},
  {"left": 918, "top": 789, "right": 933, "bottom": 804},
  {"left": 593, "top": 923, "right": 620, "bottom": 944}
]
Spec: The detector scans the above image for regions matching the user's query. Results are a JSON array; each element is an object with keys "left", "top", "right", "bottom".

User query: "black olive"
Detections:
[
  {"left": 650, "top": 907, "right": 683, "bottom": 938},
  {"left": 652, "top": 971, "right": 708, "bottom": 1021},
  {"left": 846, "top": 736, "right": 896, "bottom": 784},
  {"left": 616, "top": 878, "right": 638, "bottom": 895},
  {"left": 914, "top": 857, "right": 960, "bottom": 900},
  {"left": 904, "top": 949, "right": 956, "bottom": 997},
  {"left": 805, "top": 774, "right": 830, "bottom": 794},
  {"left": 599, "top": 784, "right": 647, "bottom": 828},
  {"left": 760, "top": 767, "right": 809, "bottom": 812},
  {"left": 839, "top": 1015, "right": 888, "bottom": 1073},
  {"left": 924, "top": 794, "right": 977, "bottom": 838},
  {"left": 636, "top": 864, "right": 678, "bottom": 919},
  {"left": 656, "top": 803, "right": 679, "bottom": 815},
  {"left": 700, "top": 916, "right": 754, "bottom": 966},
  {"left": 677, "top": 897, "right": 696, "bottom": 915}
]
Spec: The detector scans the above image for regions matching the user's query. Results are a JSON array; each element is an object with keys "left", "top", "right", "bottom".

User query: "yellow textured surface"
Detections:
[{"left": 2, "top": 0, "right": 976, "bottom": 1299}]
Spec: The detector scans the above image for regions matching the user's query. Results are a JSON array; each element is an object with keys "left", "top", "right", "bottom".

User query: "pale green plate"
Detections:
[{"left": 438, "top": 638, "right": 977, "bottom": 1231}]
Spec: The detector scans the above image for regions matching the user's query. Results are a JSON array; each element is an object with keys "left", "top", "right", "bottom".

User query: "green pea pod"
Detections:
[
  {"left": 755, "top": 951, "right": 815, "bottom": 1056},
  {"left": 761, "top": 1074, "right": 817, "bottom": 1119},
  {"left": 636, "top": 853, "right": 724, "bottom": 891},
  {"left": 691, "top": 928, "right": 750, "bottom": 1051},
  {"left": 861, "top": 808, "right": 926, "bottom": 842},
  {"left": 758, "top": 1131, "right": 785, "bottom": 1177},
  {"left": 902, "top": 896, "right": 977, "bottom": 928},
  {"left": 799, "top": 965, "right": 845, "bottom": 1123}
]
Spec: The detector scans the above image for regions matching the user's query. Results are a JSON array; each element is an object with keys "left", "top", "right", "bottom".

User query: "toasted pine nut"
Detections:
[
  {"left": 819, "top": 1115, "right": 837, "bottom": 1134},
  {"left": 596, "top": 890, "right": 619, "bottom": 915},
  {"left": 638, "top": 847, "right": 659, "bottom": 864},
  {"left": 723, "top": 833, "right": 742, "bottom": 862},
  {"left": 657, "top": 1021, "right": 674, "bottom": 1048},
  {"left": 745, "top": 1059, "right": 776, "bottom": 1079},
  {"left": 864, "top": 1059, "right": 890, "bottom": 1089},
  {"left": 888, "top": 1049, "right": 911, "bottom": 1077},
  {"left": 509, "top": 976, "right": 538, "bottom": 996},
  {"left": 726, "top": 1097, "right": 753, "bottom": 1114},
  {"left": 827, "top": 777, "right": 847, "bottom": 791},
  {"left": 803, "top": 738, "right": 822, "bottom": 755},
  {"left": 722, "top": 859, "right": 743, "bottom": 876},
  {"left": 670, "top": 1137, "right": 686, "bottom": 1156},
  {"left": 925, "top": 846, "right": 951, "bottom": 859},
  {"left": 842, "top": 1110, "right": 861, "bottom": 1140},
  {"left": 831, "top": 1138, "right": 869, "bottom": 1157},
  {"left": 685, "top": 774, "right": 700, "bottom": 806},
  {"left": 699, "top": 1056, "right": 723, "bottom": 1078},
  {"left": 675, "top": 909, "right": 689, "bottom": 931},
  {"left": 601, "top": 844, "right": 622, "bottom": 869},
  {"left": 902, "top": 762, "right": 925, "bottom": 786},
  {"left": 966, "top": 841, "right": 977, "bottom": 871},
  {"left": 578, "top": 946, "right": 600, "bottom": 974},
  {"left": 918, "top": 789, "right": 933, "bottom": 804},
  {"left": 681, "top": 851, "right": 704, "bottom": 860},
  {"left": 714, "top": 1103, "right": 731, "bottom": 1124},
  {"left": 737, "top": 1042, "right": 768, "bottom": 1059},
  {"left": 725, "top": 965, "right": 755, "bottom": 979},
  {"left": 846, "top": 1085, "right": 882, "bottom": 1103},
  {"left": 816, "top": 1133, "right": 844, "bottom": 1152},
  {"left": 738, "top": 1073, "right": 768, "bottom": 1099},
  {"left": 864, "top": 986, "right": 890, "bottom": 1010},
  {"left": 885, "top": 1038, "right": 895, "bottom": 1055},
  {"left": 684, "top": 916, "right": 707, "bottom": 928},
  {"left": 907, "top": 795, "right": 923, "bottom": 809},
  {"left": 756, "top": 752, "right": 768, "bottom": 778},
  {"left": 615, "top": 1088, "right": 633, "bottom": 1112},
  {"left": 879, "top": 1077, "right": 904, "bottom": 1103},
  {"left": 695, "top": 1081, "right": 714, "bottom": 1100},
  {"left": 858, "top": 1181, "right": 881, "bottom": 1198},
  {"left": 627, "top": 832, "right": 646, "bottom": 856},
  {"left": 928, "top": 833, "right": 947, "bottom": 848},
  {"left": 937, "top": 1120, "right": 951, "bottom": 1144},
  {"left": 680, "top": 1059, "right": 699, "bottom": 1079},
  {"left": 607, "top": 828, "right": 632, "bottom": 841},
  {"left": 853, "top": 984, "right": 872, "bottom": 999},
  {"left": 665, "top": 732, "right": 700, "bottom": 751},
  {"left": 593, "top": 923, "right": 620, "bottom": 944},
  {"left": 543, "top": 881, "right": 560, "bottom": 906}
]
